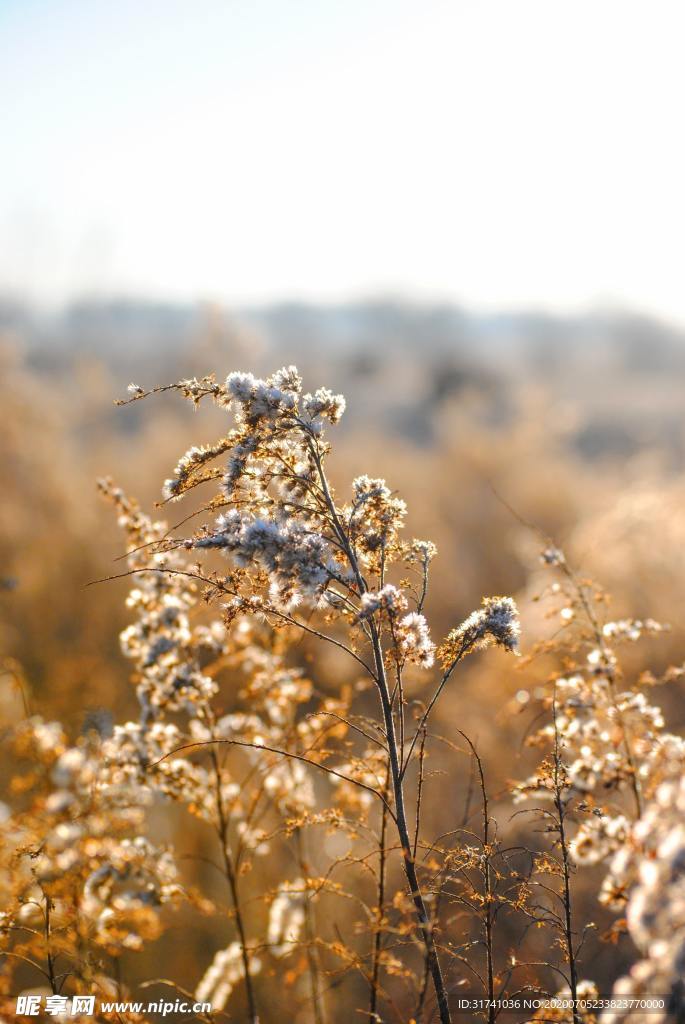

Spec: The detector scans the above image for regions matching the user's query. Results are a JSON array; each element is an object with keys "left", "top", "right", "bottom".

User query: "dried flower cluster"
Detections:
[
  {"left": 513, "top": 550, "right": 685, "bottom": 1022},
  {"left": 1, "top": 364, "right": 682, "bottom": 1023}
]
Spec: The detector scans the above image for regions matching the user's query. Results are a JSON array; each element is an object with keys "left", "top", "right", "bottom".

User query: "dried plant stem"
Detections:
[
  {"left": 43, "top": 891, "right": 58, "bottom": 995},
  {"left": 456, "top": 732, "right": 495, "bottom": 1024},
  {"left": 374, "top": 626, "right": 448, "bottom": 1019},
  {"left": 310, "top": 443, "right": 453, "bottom": 1024},
  {"left": 401, "top": 646, "right": 468, "bottom": 779},
  {"left": 210, "top": 747, "right": 259, "bottom": 1024},
  {"left": 369, "top": 770, "right": 390, "bottom": 1023},
  {"left": 480, "top": 779, "right": 495, "bottom": 1024},
  {"left": 413, "top": 728, "right": 440, "bottom": 1024},
  {"left": 294, "top": 828, "right": 326, "bottom": 1024},
  {"left": 150, "top": 734, "right": 393, "bottom": 815},
  {"left": 414, "top": 727, "right": 428, "bottom": 860},
  {"left": 551, "top": 700, "right": 581, "bottom": 1024}
]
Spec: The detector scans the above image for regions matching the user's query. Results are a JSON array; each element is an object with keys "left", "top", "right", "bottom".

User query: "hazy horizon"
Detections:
[{"left": 3, "top": 0, "right": 685, "bottom": 323}]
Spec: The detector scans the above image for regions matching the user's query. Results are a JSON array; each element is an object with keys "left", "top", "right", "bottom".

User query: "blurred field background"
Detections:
[
  {"left": 3, "top": 0, "right": 685, "bottom": 1016},
  {"left": 3, "top": 298, "right": 685, "bottom": 710},
  {"left": 2, "top": 300, "right": 685, "bottom": 1010}
]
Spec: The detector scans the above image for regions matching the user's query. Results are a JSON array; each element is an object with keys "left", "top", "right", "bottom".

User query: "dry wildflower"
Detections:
[
  {"left": 602, "top": 770, "right": 685, "bottom": 1024},
  {"left": 359, "top": 583, "right": 408, "bottom": 618},
  {"left": 516, "top": 543, "right": 685, "bottom": 1023},
  {"left": 8, "top": 363, "right": 682, "bottom": 1023},
  {"left": 438, "top": 596, "right": 520, "bottom": 666},
  {"left": 105, "top": 364, "right": 524, "bottom": 1024},
  {"left": 396, "top": 611, "right": 435, "bottom": 667}
]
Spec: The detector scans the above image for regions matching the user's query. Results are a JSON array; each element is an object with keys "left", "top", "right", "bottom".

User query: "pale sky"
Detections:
[{"left": 2, "top": 0, "right": 685, "bottom": 319}]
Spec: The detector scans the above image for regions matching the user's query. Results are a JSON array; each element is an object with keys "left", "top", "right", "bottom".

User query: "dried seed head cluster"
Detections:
[
  {"left": 438, "top": 595, "right": 521, "bottom": 666},
  {"left": 603, "top": 769, "right": 685, "bottom": 1024},
  {"left": 2, "top": 365, "right": 681, "bottom": 1024},
  {"left": 0, "top": 712, "right": 182, "bottom": 997},
  {"left": 105, "top": 366, "right": 520, "bottom": 1022},
  {"left": 513, "top": 547, "right": 685, "bottom": 1020}
]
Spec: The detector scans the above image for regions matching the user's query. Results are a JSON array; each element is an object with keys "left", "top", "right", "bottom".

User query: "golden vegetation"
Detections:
[{"left": 1, "top": 336, "right": 684, "bottom": 1023}]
